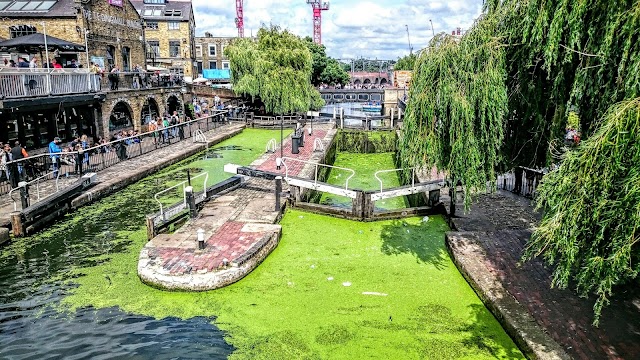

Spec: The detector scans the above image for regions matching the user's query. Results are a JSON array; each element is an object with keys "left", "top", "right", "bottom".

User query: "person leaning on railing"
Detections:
[{"left": 48, "top": 137, "right": 63, "bottom": 178}]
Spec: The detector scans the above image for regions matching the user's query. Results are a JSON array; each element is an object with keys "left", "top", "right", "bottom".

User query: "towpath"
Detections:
[
  {"left": 0, "top": 123, "right": 246, "bottom": 230},
  {"left": 445, "top": 191, "right": 640, "bottom": 360},
  {"left": 138, "top": 124, "right": 337, "bottom": 290}
]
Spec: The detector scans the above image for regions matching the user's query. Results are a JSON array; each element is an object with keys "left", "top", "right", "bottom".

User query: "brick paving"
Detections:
[
  {"left": 138, "top": 125, "right": 337, "bottom": 291},
  {"left": 447, "top": 191, "right": 640, "bottom": 360},
  {"left": 256, "top": 130, "right": 328, "bottom": 177}
]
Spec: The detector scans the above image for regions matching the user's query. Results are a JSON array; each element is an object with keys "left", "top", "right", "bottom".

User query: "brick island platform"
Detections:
[
  {"left": 138, "top": 124, "right": 337, "bottom": 291},
  {"left": 446, "top": 191, "right": 640, "bottom": 360}
]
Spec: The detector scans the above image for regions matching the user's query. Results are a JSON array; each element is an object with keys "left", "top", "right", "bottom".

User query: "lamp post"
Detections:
[{"left": 280, "top": 114, "right": 283, "bottom": 159}]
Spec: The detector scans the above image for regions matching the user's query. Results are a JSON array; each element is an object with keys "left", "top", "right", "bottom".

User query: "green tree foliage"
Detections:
[
  {"left": 525, "top": 98, "right": 640, "bottom": 324},
  {"left": 400, "top": 0, "right": 640, "bottom": 322},
  {"left": 224, "top": 26, "right": 324, "bottom": 113},
  {"left": 394, "top": 53, "right": 417, "bottom": 71},
  {"left": 304, "top": 37, "right": 350, "bottom": 86},
  {"left": 320, "top": 58, "right": 350, "bottom": 86},
  {"left": 398, "top": 16, "right": 508, "bottom": 209}
]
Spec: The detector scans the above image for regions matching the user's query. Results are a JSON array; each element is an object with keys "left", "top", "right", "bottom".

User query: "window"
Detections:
[
  {"left": 208, "top": 61, "right": 217, "bottom": 69},
  {"left": 168, "top": 21, "right": 179, "bottom": 30},
  {"left": 121, "top": 46, "right": 130, "bottom": 71},
  {"left": 143, "top": 0, "right": 165, "bottom": 3},
  {"left": 145, "top": 21, "right": 158, "bottom": 29},
  {"left": 37, "top": 0, "right": 55, "bottom": 9},
  {"left": 196, "top": 61, "right": 202, "bottom": 75},
  {"left": 195, "top": 45, "right": 202, "bottom": 57},
  {"left": 208, "top": 44, "right": 216, "bottom": 56},
  {"left": 164, "top": 9, "right": 181, "bottom": 16},
  {"left": 169, "top": 40, "right": 180, "bottom": 58},
  {"left": 21, "top": 1, "right": 41, "bottom": 10},
  {"left": 144, "top": 7, "right": 161, "bottom": 16},
  {"left": 0, "top": 1, "right": 11, "bottom": 10},
  {"left": 147, "top": 40, "right": 159, "bottom": 57},
  {"left": 8, "top": 1, "right": 27, "bottom": 10},
  {"left": 9, "top": 25, "right": 36, "bottom": 38},
  {"left": 222, "top": 61, "right": 230, "bottom": 70}
]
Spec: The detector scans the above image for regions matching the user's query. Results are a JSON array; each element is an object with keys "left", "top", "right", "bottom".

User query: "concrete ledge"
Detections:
[
  {"left": 445, "top": 231, "right": 571, "bottom": 360},
  {"left": 138, "top": 226, "right": 281, "bottom": 291}
]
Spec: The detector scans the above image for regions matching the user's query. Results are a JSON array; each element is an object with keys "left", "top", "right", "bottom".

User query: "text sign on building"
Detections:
[{"left": 108, "top": 0, "right": 123, "bottom": 7}]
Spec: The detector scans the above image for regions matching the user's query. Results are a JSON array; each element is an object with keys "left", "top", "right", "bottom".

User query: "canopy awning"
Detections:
[{"left": 0, "top": 33, "right": 86, "bottom": 53}]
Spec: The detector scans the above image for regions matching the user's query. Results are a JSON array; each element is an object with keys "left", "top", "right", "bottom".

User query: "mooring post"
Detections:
[
  {"left": 340, "top": 108, "right": 344, "bottom": 129},
  {"left": 10, "top": 211, "right": 24, "bottom": 237},
  {"left": 197, "top": 228, "right": 205, "bottom": 250},
  {"left": 185, "top": 186, "right": 197, "bottom": 219},
  {"left": 275, "top": 176, "right": 282, "bottom": 211},
  {"left": 449, "top": 186, "right": 456, "bottom": 217},
  {"left": 18, "top": 181, "right": 29, "bottom": 209},
  {"left": 76, "top": 151, "right": 83, "bottom": 175},
  {"left": 146, "top": 215, "right": 156, "bottom": 240}
]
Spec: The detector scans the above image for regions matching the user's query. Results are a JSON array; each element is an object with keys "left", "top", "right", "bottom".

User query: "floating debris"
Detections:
[
  {"left": 342, "top": 282, "right": 351, "bottom": 287},
  {"left": 327, "top": 277, "right": 334, "bottom": 281},
  {"left": 422, "top": 216, "right": 430, "bottom": 223},
  {"left": 362, "top": 292, "right": 388, "bottom": 296},
  {"left": 310, "top": 264, "right": 316, "bottom": 269}
]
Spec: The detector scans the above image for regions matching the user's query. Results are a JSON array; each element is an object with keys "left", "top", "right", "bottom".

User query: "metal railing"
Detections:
[
  {"left": 374, "top": 168, "right": 415, "bottom": 193},
  {"left": 265, "top": 139, "right": 277, "bottom": 153},
  {"left": 280, "top": 157, "right": 355, "bottom": 189},
  {"left": 9, "top": 170, "right": 62, "bottom": 211},
  {"left": 101, "top": 72, "right": 184, "bottom": 91},
  {"left": 154, "top": 172, "right": 208, "bottom": 220},
  {"left": 0, "top": 68, "right": 101, "bottom": 98},
  {"left": 0, "top": 111, "right": 228, "bottom": 196}
]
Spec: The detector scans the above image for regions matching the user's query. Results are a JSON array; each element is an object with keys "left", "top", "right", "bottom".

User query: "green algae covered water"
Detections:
[
  {"left": 0, "top": 128, "right": 524, "bottom": 359},
  {"left": 320, "top": 152, "right": 409, "bottom": 210}
]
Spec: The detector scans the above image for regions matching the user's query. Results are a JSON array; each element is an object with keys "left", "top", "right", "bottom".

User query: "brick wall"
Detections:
[{"left": 143, "top": 17, "right": 195, "bottom": 76}]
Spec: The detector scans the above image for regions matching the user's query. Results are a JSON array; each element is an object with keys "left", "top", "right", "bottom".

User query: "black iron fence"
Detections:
[{"left": 0, "top": 112, "right": 228, "bottom": 196}]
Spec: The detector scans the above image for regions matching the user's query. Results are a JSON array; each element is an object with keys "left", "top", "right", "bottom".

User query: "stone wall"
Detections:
[
  {"left": 81, "top": 0, "right": 145, "bottom": 71},
  {"left": 100, "top": 88, "right": 184, "bottom": 136},
  {"left": 0, "top": 18, "right": 81, "bottom": 44}
]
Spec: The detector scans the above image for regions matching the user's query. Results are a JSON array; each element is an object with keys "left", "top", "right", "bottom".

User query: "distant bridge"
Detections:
[{"left": 319, "top": 89, "right": 384, "bottom": 103}]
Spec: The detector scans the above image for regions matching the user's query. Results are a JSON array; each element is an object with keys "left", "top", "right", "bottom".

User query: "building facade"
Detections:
[
  {"left": 131, "top": 0, "right": 195, "bottom": 78},
  {"left": 194, "top": 33, "right": 233, "bottom": 79},
  {"left": 0, "top": 0, "right": 145, "bottom": 71}
]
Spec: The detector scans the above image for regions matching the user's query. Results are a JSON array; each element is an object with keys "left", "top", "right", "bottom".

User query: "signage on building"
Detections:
[
  {"left": 83, "top": 9, "right": 142, "bottom": 30},
  {"left": 108, "top": 0, "right": 123, "bottom": 7},
  {"left": 91, "top": 56, "right": 105, "bottom": 70},
  {"left": 394, "top": 71, "right": 413, "bottom": 88}
]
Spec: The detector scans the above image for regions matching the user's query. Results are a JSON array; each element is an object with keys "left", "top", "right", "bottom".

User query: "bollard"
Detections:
[
  {"left": 18, "top": 181, "right": 29, "bottom": 209},
  {"left": 185, "top": 186, "right": 197, "bottom": 219},
  {"left": 197, "top": 228, "right": 205, "bottom": 250},
  {"left": 275, "top": 176, "right": 282, "bottom": 211},
  {"left": 76, "top": 151, "right": 83, "bottom": 175},
  {"left": 11, "top": 211, "right": 24, "bottom": 237},
  {"left": 276, "top": 157, "right": 282, "bottom": 170},
  {"left": 298, "top": 129, "right": 304, "bottom": 147}
]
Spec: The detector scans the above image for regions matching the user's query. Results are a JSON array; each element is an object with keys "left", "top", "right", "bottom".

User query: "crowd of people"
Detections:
[
  {"left": 1, "top": 141, "right": 29, "bottom": 188},
  {"left": 318, "top": 82, "right": 388, "bottom": 90}
]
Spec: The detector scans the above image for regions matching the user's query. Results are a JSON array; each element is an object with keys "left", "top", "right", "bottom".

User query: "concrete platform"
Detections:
[
  {"left": 445, "top": 191, "right": 640, "bottom": 360},
  {"left": 138, "top": 124, "right": 337, "bottom": 291}
]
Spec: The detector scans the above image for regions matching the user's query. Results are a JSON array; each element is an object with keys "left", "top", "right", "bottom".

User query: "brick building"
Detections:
[
  {"left": 194, "top": 33, "right": 234, "bottom": 78},
  {"left": 130, "top": 0, "right": 195, "bottom": 78},
  {"left": 0, "top": 0, "right": 144, "bottom": 71}
]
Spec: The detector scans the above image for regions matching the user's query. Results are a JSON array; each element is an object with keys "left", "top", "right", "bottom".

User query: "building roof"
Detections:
[
  {"left": 130, "top": 0, "right": 191, "bottom": 22},
  {"left": 0, "top": 0, "right": 76, "bottom": 18}
]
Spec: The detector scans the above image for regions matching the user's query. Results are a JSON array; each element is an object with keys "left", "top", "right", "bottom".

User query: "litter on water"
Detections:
[
  {"left": 362, "top": 292, "right": 388, "bottom": 296},
  {"left": 342, "top": 282, "right": 352, "bottom": 287}
]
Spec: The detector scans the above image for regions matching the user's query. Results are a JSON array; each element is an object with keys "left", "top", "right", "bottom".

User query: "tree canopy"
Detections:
[
  {"left": 225, "top": 26, "right": 324, "bottom": 114},
  {"left": 394, "top": 53, "right": 417, "bottom": 71},
  {"left": 399, "top": 0, "right": 640, "bottom": 323},
  {"left": 304, "top": 37, "right": 350, "bottom": 86}
]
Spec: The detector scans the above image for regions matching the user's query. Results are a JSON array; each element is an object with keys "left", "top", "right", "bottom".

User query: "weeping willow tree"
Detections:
[
  {"left": 525, "top": 98, "right": 640, "bottom": 324},
  {"left": 398, "top": 15, "right": 508, "bottom": 211},
  {"left": 224, "top": 26, "right": 324, "bottom": 114}
]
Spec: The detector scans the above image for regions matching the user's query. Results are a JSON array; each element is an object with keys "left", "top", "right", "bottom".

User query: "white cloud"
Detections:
[{"left": 192, "top": 0, "right": 483, "bottom": 59}]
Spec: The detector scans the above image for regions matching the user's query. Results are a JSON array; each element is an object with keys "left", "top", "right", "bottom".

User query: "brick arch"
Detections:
[
  {"left": 106, "top": 99, "right": 136, "bottom": 134},
  {"left": 164, "top": 93, "right": 183, "bottom": 115},
  {"left": 139, "top": 95, "right": 163, "bottom": 125}
]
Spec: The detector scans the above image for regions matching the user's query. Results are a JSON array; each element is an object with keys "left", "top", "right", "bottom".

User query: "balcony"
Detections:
[
  {"left": 0, "top": 68, "right": 101, "bottom": 99},
  {"left": 0, "top": 69, "right": 184, "bottom": 100}
]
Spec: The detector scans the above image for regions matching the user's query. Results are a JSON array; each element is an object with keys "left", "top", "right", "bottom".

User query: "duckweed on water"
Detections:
[{"left": 62, "top": 210, "right": 523, "bottom": 359}]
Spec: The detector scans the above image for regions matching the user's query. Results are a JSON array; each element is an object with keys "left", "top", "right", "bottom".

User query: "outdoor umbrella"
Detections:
[{"left": 0, "top": 33, "right": 86, "bottom": 53}]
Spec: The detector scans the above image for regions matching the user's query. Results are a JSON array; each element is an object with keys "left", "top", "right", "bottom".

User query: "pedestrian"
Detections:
[
  {"left": 148, "top": 118, "right": 159, "bottom": 145},
  {"left": 162, "top": 116, "right": 170, "bottom": 143},
  {"left": 48, "top": 137, "right": 62, "bottom": 177},
  {"left": 11, "top": 141, "right": 28, "bottom": 180},
  {"left": 1, "top": 144, "right": 12, "bottom": 185},
  {"left": 109, "top": 66, "right": 120, "bottom": 90},
  {"left": 177, "top": 116, "right": 185, "bottom": 140},
  {"left": 170, "top": 111, "right": 179, "bottom": 138}
]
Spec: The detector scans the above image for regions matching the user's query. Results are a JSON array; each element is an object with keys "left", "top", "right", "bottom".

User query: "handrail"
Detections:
[
  {"left": 10, "top": 170, "right": 61, "bottom": 211},
  {"left": 266, "top": 139, "right": 277, "bottom": 153},
  {"left": 374, "top": 168, "right": 415, "bottom": 193},
  {"left": 5, "top": 111, "right": 227, "bottom": 168},
  {"left": 154, "top": 172, "right": 208, "bottom": 219},
  {"left": 280, "top": 157, "right": 355, "bottom": 190},
  {"left": 193, "top": 129, "right": 207, "bottom": 143},
  {"left": 312, "top": 138, "right": 324, "bottom": 152}
]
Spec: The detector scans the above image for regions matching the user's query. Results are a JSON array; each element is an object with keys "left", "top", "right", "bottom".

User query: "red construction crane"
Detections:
[
  {"left": 306, "top": 0, "right": 329, "bottom": 44},
  {"left": 235, "top": 0, "right": 244, "bottom": 38}
]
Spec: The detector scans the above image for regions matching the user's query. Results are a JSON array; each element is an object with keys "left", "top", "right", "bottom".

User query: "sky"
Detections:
[{"left": 192, "top": 0, "right": 484, "bottom": 60}]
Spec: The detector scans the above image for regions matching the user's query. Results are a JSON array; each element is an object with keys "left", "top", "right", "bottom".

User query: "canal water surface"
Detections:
[{"left": 0, "top": 129, "right": 523, "bottom": 359}]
